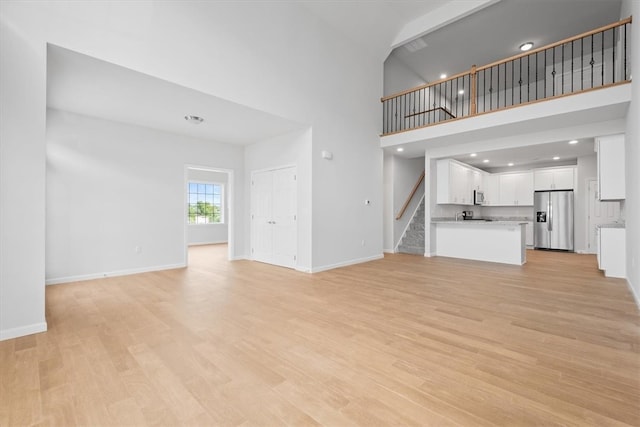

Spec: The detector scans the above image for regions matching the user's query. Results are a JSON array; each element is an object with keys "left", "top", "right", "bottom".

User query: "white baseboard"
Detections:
[
  {"left": 424, "top": 251, "right": 436, "bottom": 257},
  {"left": 0, "top": 322, "right": 47, "bottom": 341},
  {"left": 188, "top": 240, "right": 228, "bottom": 246},
  {"left": 45, "top": 263, "right": 186, "bottom": 285},
  {"left": 310, "top": 254, "right": 384, "bottom": 273},
  {"left": 383, "top": 248, "right": 396, "bottom": 254},
  {"left": 627, "top": 278, "right": 640, "bottom": 311},
  {"left": 229, "top": 255, "right": 248, "bottom": 261}
]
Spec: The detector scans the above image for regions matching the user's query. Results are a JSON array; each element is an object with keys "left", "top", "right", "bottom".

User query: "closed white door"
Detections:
[
  {"left": 251, "top": 170, "right": 274, "bottom": 264},
  {"left": 587, "top": 179, "right": 620, "bottom": 253},
  {"left": 251, "top": 166, "right": 297, "bottom": 268}
]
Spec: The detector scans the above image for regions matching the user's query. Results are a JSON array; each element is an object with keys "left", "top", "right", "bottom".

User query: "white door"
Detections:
[
  {"left": 251, "top": 166, "right": 297, "bottom": 268},
  {"left": 587, "top": 179, "right": 620, "bottom": 254},
  {"left": 271, "top": 167, "right": 297, "bottom": 268},
  {"left": 251, "top": 170, "right": 273, "bottom": 264}
]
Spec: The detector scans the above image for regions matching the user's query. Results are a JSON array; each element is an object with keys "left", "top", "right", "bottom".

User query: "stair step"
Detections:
[{"left": 397, "top": 245, "right": 424, "bottom": 255}]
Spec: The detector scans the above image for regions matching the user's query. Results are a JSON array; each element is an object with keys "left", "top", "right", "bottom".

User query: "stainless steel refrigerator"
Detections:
[{"left": 534, "top": 190, "right": 574, "bottom": 251}]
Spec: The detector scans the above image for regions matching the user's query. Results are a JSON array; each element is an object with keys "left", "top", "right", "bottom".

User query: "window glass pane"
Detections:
[{"left": 187, "top": 182, "right": 225, "bottom": 224}]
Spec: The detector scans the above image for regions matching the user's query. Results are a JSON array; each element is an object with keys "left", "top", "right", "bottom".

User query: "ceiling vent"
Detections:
[{"left": 404, "top": 38, "right": 428, "bottom": 53}]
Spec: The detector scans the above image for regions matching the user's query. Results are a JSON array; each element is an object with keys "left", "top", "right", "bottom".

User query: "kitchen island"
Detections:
[{"left": 433, "top": 220, "right": 527, "bottom": 265}]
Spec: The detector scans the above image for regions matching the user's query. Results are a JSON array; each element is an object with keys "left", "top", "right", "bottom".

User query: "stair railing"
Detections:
[{"left": 396, "top": 170, "right": 425, "bottom": 220}]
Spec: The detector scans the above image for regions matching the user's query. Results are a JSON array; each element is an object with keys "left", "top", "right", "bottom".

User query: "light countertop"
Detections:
[
  {"left": 598, "top": 223, "right": 625, "bottom": 229},
  {"left": 432, "top": 220, "right": 528, "bottom": 226}
]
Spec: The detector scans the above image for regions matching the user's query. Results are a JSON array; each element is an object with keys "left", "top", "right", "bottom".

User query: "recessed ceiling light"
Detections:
[
  {"left": 508, "top": 162, "right": 514, "bottom": 166},
  {"left": 553, "top": 156, "right": 560, "bottom": 160},
  {"left": 519, "top": 42, "right": 534, "bottom": 52},
  {"left": 483, "top": 159, "right": 490, "bottom": 163},
  {"left": 184, "top": 115, "right": 204, "bottom": 124},
  {"left": 470, "top": 153, "right": 477, "bottom": 157},
  {"left": 458, "top": 89, "right": 465, "bottom": 94},
  {"left": 396, "top": 147, "right": 404, "bottom": 152},
  {"left": 569, "top": 139, "right": 579, "bottom": 144},
  {"left": 440, "top": 73, "right": 447, "bottom": 79}
]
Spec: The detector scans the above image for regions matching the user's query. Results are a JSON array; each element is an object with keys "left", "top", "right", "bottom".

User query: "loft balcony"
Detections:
[{"left": 380, "top": 17, "right": 632, "bottom": 138}]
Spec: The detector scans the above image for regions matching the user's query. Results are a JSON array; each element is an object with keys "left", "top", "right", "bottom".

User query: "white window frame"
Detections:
[{"left": 187, "top": 180, "right": 225, "bottom": 225}]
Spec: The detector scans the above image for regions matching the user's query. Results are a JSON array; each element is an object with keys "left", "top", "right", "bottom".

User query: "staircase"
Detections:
[{"left": 397, "top": 197, "right": 425, "bottom": 255}]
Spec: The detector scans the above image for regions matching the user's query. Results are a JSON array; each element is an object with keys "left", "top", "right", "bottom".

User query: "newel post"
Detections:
[{"left": 470, "top": 64, "right": 477, "bottom": 116}]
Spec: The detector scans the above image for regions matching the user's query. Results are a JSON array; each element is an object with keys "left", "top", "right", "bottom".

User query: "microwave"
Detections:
[{"left": 474, "top": 190, "right": 485, "bottom": 205}]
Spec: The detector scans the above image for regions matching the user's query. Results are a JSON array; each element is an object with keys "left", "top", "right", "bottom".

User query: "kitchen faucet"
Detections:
[{"left": 455, "top": 211, "right": 464, "bottom": 222}]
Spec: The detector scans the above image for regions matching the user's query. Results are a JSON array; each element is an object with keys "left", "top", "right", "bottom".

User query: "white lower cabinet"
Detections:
[
  {"left": 526, "top": 222, "right": 533, "bottom": 246},
  {"left": 597, "top": 227, "right": 626, "bottom": 278}
]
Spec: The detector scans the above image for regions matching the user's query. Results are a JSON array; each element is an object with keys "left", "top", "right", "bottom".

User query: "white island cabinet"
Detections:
[{"left": 434, "top": 221, "right": 527, "bottom": 265}]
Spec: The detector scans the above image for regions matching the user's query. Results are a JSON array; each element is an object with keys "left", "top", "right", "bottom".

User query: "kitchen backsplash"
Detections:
[
  {"left": 432, "top": 204, "right": 534, "bottom": 220},
  {"left": 481, "top": 206, "right": 534, "bottom": 220}
]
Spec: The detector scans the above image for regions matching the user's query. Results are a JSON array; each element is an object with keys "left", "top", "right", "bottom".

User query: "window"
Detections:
[{"left": 188, "top": 182, "right": 223, "bottom": 224}]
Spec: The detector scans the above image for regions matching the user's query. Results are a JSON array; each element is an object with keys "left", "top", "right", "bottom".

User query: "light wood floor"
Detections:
[{"left": 1, "top": 246, "right": 639, "bottom": 426}]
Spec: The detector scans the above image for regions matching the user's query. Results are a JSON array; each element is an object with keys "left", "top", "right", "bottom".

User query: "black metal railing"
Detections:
[
  {"left": 382, "top": 73, "right": 470, "bottom": 133},
  {"left": 381, "top": 17, "right": 632, "bottom": 135}
]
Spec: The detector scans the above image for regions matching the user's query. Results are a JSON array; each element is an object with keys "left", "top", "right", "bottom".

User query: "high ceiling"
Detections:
[
  {"left": 388, "top": 0, "right": 622, "bottom": 91},
  {"left": 301, "top": 0, "right": 451, "bottom": 61},
  {"left": 47, "top": 1, "right": 469, "bottom": 144}
]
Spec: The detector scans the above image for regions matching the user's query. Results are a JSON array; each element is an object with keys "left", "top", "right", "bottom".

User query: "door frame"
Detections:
[
  {"left": 184, "top": 164, "right": 235, "bottom": 265},
  {"left": 586, "top": 177, "right": 597, "bottom": 254}
]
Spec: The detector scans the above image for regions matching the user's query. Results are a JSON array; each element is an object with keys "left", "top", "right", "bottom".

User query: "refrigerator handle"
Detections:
[{"left": 548, "top": 199, "right": 553, "bottom": 231}]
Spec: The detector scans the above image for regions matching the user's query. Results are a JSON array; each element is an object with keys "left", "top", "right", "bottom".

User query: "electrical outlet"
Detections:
[
  {"left": 361, "top": 240, "right": 366, "bottom": 246},
  {"left": 135, "top": 246, "right": 142, "bottom": 254}
]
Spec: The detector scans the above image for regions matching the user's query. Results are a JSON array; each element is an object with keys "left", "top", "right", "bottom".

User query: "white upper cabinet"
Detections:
[
  {"left": 596, "top": 134, "right": 625, "bottom": 200},
  {"left": 534, "top": 167, "right": 575, "bottom": 190},
  {"left": 437, "top": 159, "right": 481, "bottom": 205},
  {"left": 438, "top": 160, "right": 537, "bottom": 206},
  {"left": 498, "top": 172, "right": 533, "bottom": 206},
  {"left": 483, "top": 174, "right": 500, "bottom": 206},
  {"left": 471, "top": 170, "right": 482, "bottom": 192}
]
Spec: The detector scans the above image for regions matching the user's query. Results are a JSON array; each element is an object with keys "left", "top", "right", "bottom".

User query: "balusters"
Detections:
[{"left": 380, "top": 19, "right": 630, "bottom": 135}]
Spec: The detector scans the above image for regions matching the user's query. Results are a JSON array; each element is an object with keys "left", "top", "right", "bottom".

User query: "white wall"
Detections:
[
  {"left": 244, "top": 128, "right": 312, "bottom": 272},
  {"left": 0, "top": 15, "right": 47, "bottom": 340},
  {"left": 187, "top": 169, "right": 229, "bottom": 246},
  {"left": 383, "top": 54, "right": 426, "bottom": 97},
  {"left": 575, "top": 154, "right": 597, "bottom": 253},
  {"left": 621, "top": 0, "right": 639, "bottom": 306},
  {"left": 45, "top": 109, "right": 244, "bottom": 284},
  {"left": 1, "top": 1, "right": 383, "bottom": 339}
]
